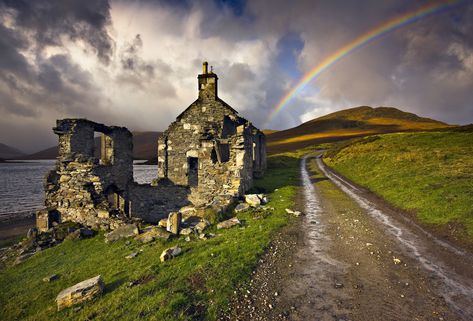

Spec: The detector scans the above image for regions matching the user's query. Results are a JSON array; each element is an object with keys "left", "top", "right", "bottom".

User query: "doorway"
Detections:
[{"left": 188, "top": 157, "right": 198, "bottom": 187}]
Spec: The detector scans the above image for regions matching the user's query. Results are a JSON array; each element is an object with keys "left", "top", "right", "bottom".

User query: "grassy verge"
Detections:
[
  {"left": 324, "top": 130, "right": 473, "bottom": 241},
  {"left": 0, "top": 155, "right": 300, "bottom": 321}
]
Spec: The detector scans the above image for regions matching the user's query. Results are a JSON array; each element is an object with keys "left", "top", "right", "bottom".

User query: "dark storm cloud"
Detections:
[
  {"left": 118, "top": 34, "right": 155, "bottom": 85},
  {"left": 1, "top": 0, "right": 473, "bottom": 153},
  {"left": 0, "top": 0, "right": 114, "bottom": 64}
]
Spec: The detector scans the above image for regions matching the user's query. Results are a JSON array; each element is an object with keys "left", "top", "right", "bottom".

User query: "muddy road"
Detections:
[{"left": 224, "top": 156, "right": 473, "bottom": 321}]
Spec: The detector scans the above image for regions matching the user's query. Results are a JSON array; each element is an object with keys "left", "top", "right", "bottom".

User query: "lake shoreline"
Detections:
[{"left": 0, "top": 216, "right": 35, "bottom": 242}]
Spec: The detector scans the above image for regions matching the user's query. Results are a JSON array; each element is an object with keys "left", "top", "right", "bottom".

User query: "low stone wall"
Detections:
[{"left": 129, "top": 183, "right": 190, "bottom": 223}]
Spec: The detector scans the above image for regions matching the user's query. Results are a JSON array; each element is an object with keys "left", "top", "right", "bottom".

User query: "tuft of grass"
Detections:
[
  {"left": 324, "top": 131, "right": 473, "bottom": 240},
  {"left": 0, "top": 154, "right": 301, "bottom": 321}
]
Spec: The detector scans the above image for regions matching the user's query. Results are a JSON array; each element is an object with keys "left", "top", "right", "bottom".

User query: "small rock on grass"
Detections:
[
  {"left": 180, "top": 228, "right": 194, "bottom": 236},
  {"left": 234, "top": 203, "right": 250, "bottom": 213},
  {"left": 245, "top": 194, "right": 261, "bottom": 207},
  {"left": 56, "top": 275, "right": 104, "bottom": 311},
  {"left": 105, "top": 224, "right": 139, "bottom": 243},
  {"left": 195, "top": 219, "right": 210, "bottom": 233},
  {"left": 125, "top": 252, "right": 138, "bottom": 259},
  {"left": 43, "top": 274, "right": 59, "bottom": 282},
  {"left": 217, "top": 217, "right": 241, "bottom": 229},
  {"left": 160, "top": 246, "right": 182, "bottom": 262}
]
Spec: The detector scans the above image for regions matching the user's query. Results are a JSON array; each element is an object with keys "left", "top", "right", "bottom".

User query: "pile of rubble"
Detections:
[{"left": 0, "top": 222, "right": 95, "bottom": 267}]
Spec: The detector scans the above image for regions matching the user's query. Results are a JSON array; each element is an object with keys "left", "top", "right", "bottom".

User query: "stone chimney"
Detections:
[{"left": 198, "top": 61, "right": 218, "bottom": 100}]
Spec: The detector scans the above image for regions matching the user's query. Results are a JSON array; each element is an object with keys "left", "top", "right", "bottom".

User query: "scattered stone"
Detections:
[
  {"left": 43, "top": 274, "right": 59, "bottom": 282},
  {"left": 257, "top": 194, "right": 268, "bottom": 204},
  {"left": 125, "top": 252, "right": 138, "bottom": 259},
  {"left": 166, "top": 212, "right": 182, "bottom": 235},
  {"left": 158, "top": 218, "right": 167, "bottom": 228},
  {"left": 27, "top": 227, "right": 38, "bottom": 239},
  {"left": 217, "top": 217, "right": 241, "bottom": 229},
  {"left": 393, "top": 257, "right": 402, "bottom": 264},
  {"left": 179, "top": 205, "right": 196, "bottom": 217},
  {"left": 65, "top": 229, "right": 82, "bottom": 241},
  {"left": 234, "top": 203, "right": 250, "bottom": 212},
  {"left": 135, "top": 227, "right": 171, "bottom": 243},
  {"left": 245, "top": 194, "right": 261, "bottom": 207},
  {"left": 56, "top": 275, "right": 104, "bottom": 311},
  {"left": 334, "top": 282, "right": 344, "bottom": 289},
  {"left": 104, "top": 224, "right": 139, "bottom": 243},
  {"left": 285, "top": 208, "right": 295, "bottom": 214},
  {"left": 14, "top": 253, "right": 33, "bottom": 265},
  {"left": 160, "top": 246, "right": 182, "bottom": 262},
  {"left": 185, "top": 236, "right": 191, "bottom": 242},
  {"left": 195, "top": 219, "right": 210, "bottom": 233},
  {"left": 180, "top": 228, "right": 194, "bottom": 236},
  {"left": 79, "top": 228, "right": 94, "bottom": 238}
]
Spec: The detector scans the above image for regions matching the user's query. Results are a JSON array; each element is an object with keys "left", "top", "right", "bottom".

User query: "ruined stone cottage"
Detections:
[{"left": 37, "top": 62, "right": 266, "bottom": 231}]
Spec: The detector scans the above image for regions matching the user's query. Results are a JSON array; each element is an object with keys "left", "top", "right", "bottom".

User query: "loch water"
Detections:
[{"left": 0, "top": 160, "right": 156, "bottom": 222}]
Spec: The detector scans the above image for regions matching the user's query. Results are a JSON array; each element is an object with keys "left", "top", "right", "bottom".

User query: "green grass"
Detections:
[
  {"left": 324, "top": 130, "right": 473, "bottom": 240},
  {"left": 0, "top": 155, "right": 300, "bottom": 321}
]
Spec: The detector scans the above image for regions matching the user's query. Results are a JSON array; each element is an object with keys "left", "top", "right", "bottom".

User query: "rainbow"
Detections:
[{"left": 269, "top": 0, "right": 464, "bottom": 122}]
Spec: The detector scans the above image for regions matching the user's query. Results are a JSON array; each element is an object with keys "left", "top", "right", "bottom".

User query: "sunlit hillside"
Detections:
[{"left": 266, "top": 106, "right": 453, "bottom": 154}]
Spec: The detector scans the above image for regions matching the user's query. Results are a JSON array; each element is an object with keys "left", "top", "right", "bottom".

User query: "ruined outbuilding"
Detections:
[{"left": 37, "top": 62, "right": 266, "bottom": 231}]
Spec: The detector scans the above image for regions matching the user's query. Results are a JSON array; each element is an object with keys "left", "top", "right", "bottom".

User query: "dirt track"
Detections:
[{"left": 223, "top": 156, "right": 473, "bottom": 321}]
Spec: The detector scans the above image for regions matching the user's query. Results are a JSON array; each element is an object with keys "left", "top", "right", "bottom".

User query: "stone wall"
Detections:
[
  {"left": 39, "top": 119, "right": 134, "bottom": 231},
  {"left": 38, "top": 63, "right": 267, "bottom": 232},
  {"left": 156, "top": 63, "right": 267, "bottom": 208},
  {"left": 129, "top": 183, "right": 190, "bottom": 223}
]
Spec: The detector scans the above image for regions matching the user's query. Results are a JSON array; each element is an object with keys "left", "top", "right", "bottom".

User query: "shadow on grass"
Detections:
[
  {"left": 105, "top": 277, "right": 127, "bottom": 294},
  {"left": 248, "top": 155, "right": 301, "bottom": 194}
]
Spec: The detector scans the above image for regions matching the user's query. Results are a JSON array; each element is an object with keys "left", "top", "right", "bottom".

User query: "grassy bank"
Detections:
[
  {"left": 324, "top": 130, "right": 473, "bottom": 242},
  {"left": 0, "top": 155, "right": 300, "bottom": 321}
]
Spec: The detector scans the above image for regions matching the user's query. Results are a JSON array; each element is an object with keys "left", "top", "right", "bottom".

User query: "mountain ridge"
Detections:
[{"left": 0, "top": 143, "right": 26, "bottom": 159}]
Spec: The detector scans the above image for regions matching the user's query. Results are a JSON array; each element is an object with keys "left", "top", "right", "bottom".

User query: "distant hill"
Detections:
[
  {"left": 0, "top": 143, "right": 26, "bottom": 159},
  {"left": 266, "top": 106, "right": 453, "bottom": 154},
  {"left": 262, "top": 129, "right": 279, "bottom": 135},
  {"left": 23, "top": 131, "right": 162, "bottom": 160}
]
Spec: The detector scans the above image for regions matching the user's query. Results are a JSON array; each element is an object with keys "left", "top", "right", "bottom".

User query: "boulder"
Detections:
[
  {"left": 217, "top": 217, "right": 241, "bottom": 229},
  {"left": 56, "top": 275, "right": 104, "bottom": 310},
  {"left": 166, "top": 212, "right": 182, "bottom": 235},
  {"left": 135, "top": 227, "right": 171, "bottom": 243},
  {"left": 105, "top": 224, "right": 139, "bottom": 243},
  {"left": 245, "top": 194, "right": 261, "bottom": 207},
  {"left": 160, "top": 246, "right": 182, "bottom": 262},
  {"left": 234, "top": 203, "right": 250, "bottom": 213}
]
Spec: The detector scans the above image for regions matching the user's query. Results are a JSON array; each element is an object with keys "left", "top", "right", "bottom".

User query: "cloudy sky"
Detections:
[{"left": 0, "top": 0, "right": 472, "bottom": 153}]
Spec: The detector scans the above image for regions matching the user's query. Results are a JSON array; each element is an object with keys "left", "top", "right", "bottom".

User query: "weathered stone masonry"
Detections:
[
  {"left": 157, "top": 62, "right": 266, "bottom": 209},
  {"left": 37, "top": 62, "right": 266, "bottom": 231}
]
